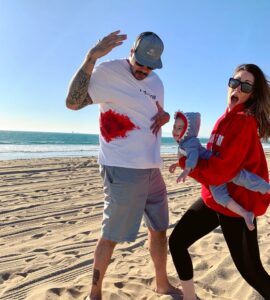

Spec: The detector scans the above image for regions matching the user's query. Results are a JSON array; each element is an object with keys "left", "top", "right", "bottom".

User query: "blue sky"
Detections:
[{"left": 1, "top": 0, "right": 269, "bottom": 137}]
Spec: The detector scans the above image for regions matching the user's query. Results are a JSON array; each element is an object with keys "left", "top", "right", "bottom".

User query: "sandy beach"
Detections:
[{"left": 0, "top": 154, "right": 269, "bottom": 300}]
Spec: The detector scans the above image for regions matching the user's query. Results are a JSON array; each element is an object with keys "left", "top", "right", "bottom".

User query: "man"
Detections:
[{"left": 66, "top": 30, "right": 176, "bottom": 300}]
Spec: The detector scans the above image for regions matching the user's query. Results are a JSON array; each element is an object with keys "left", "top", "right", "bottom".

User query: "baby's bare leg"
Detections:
[{"left": 226, "top": 200, "right": 255, "bottom": 231}]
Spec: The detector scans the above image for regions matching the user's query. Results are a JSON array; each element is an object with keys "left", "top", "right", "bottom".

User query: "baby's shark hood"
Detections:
[{"left": 174, "top": 111, "right": 201, "bottom": 142}]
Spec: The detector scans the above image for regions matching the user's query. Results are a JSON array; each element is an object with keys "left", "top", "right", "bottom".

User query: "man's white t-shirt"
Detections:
[{"left": 88, "top": 59, "right": 164, "bottom": 169}]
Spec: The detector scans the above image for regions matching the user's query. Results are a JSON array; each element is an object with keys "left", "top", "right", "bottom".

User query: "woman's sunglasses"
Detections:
[{"left": 228, "top": 78, "right": 254, "bottom": 93}]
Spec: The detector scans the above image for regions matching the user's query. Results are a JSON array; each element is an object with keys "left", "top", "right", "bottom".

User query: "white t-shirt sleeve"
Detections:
[{"left": 88, "top": 63, "right": 111, "bottom": 104}]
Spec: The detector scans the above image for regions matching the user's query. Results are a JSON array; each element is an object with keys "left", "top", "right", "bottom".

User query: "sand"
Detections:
[{"left": 0, "top": 154, "right": 269, "bottom": 300}]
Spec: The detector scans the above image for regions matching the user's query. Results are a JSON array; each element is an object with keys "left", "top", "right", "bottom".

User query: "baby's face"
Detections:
[{"left": 172, "top": 118, "right": 185, "bottom": 142}]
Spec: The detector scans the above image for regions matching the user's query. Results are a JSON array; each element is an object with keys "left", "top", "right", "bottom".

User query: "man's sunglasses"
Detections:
[
  {"left": 135, "top": 61, "right": 154, "bottom": 70},
  {"left": 228, "top": 78, "right": 254, "bottom": 93}
]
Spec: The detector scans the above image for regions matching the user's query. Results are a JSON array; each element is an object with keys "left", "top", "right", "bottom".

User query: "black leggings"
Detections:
[{"left": 169, "top": 198, "right": 270, "bottom": 299}]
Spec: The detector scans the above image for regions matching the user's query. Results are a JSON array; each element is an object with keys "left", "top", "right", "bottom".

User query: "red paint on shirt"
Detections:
[{"left": 100, "top": 109, "right": 139, "bottom": 142}]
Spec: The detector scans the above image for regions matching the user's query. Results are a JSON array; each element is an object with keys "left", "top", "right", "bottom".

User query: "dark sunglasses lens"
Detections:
[
  {"left": 135, "top": 61, "right": 153, "bottom": 70},
  {"left": 228, "top": 78, "right": 253, "bottom": 93},
  {"left": 241, "top": 83, "right": 253, "bottom": 93},
  {"left": 228, "top": 78, "right": 240, "bottom": 89}
]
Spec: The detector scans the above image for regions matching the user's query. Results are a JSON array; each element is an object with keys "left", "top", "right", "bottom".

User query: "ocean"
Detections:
[{"left": 0, "top": 130, "right": 268, "bottom": 161}]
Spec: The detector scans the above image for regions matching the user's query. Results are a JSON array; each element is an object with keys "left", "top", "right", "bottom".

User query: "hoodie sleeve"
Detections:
[
  {"left": 186, "top": 115, "right": 258, "bottom": 186},
  {"left": 182, "top": 138, "right": 201, "bottom": 169}
]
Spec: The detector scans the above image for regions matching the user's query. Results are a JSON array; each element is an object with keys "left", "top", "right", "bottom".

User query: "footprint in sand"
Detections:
[
  {"left": 32, "top": 233, "right": 45, "bottom": 239},
  {"left": 33, "top": 248, "right": 47, "bottom": 253},
  {"left": 1, "top": 272, "right": 10, "bottom": 282}
]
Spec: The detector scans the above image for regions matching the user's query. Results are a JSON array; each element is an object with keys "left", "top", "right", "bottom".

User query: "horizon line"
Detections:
[{"left": 0, "top": 129, "right": 210, "bottom": 139}]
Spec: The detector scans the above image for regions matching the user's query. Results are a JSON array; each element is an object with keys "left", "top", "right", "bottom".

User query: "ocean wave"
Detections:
[
  {"left": 0, "top": 144, "right": 100, "bottom": 153},
  {"left": 0, "top": 143, "right": 270, "bottom": 160}
]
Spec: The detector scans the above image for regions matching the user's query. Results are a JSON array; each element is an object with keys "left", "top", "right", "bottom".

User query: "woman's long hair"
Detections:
[{"left": 235, "top": 64, "right": 270, "bottom": 141}]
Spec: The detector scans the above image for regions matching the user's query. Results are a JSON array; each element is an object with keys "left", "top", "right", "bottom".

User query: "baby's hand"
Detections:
[
  {"left": 169, "top": 163, "right": 178, "bottom": 173},
  {"left": 176, "top": 168, "right": 191, "bottom": 183}
]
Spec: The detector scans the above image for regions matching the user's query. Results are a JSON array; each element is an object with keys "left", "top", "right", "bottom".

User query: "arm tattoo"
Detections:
[
  {"left": 66, "top": 69, "right": 93, "bottom": 109},
  {"left": 92, "top": 269, "right": 100, "bottom": 286}
]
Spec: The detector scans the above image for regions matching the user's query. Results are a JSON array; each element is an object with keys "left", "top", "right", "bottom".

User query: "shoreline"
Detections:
[
  {"left": 0, "top": 154, "right": 269, "bottom": 300},
  {"left": 1, "top": 148, "right": 270, "bottom": 162}
]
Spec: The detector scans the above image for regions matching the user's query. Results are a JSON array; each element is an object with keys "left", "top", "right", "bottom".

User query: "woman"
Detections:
[{"left": 169, "top": 64, "right": 270, "bottom": 300}]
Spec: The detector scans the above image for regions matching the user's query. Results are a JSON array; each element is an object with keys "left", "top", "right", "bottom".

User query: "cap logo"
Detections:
[{"left": 146, "top": 49, "right": 156, "bottom": 57}]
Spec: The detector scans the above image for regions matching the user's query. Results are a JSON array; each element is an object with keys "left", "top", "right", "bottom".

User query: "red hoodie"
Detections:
[{"left": 182, "top": 104, "right": 270, "bottom": 217}]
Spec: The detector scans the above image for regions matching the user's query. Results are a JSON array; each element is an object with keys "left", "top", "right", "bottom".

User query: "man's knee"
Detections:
[
  {"left": 97, "top": 238, "right": 117, "bottom": 251},
  {"left": 148, "top": 229, "right": 167, "bottom": 245}
]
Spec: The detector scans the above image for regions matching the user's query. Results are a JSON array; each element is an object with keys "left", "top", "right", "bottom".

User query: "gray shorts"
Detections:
[{"left": 100, "top": 165, "right": 168, "bottom": 243}]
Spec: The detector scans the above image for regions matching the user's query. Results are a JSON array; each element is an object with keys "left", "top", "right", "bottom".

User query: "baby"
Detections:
[{"left": 169, "top": 111, "right": 270, "bottom": 230}]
